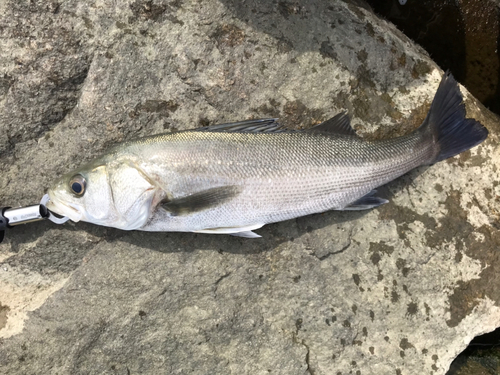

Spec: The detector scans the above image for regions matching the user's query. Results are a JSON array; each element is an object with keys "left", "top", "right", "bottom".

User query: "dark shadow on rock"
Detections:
[
  {"left": 446, "top": 327, "right": 500, "bottom": 375},
  {"left": 366, "top": 0, "right": 467, "bottom": 82},
  {"left": 367, "top": 0, "right": 500, "bottom": 117}
]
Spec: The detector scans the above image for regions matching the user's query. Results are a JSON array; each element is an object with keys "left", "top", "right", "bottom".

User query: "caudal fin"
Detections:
[{"left": 421, "top": 72, "right": 488, "bottom": 163}]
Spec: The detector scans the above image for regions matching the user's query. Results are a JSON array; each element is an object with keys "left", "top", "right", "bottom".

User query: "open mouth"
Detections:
[{"left": 45, "top": 192, "right": 83, "bottom": 222}]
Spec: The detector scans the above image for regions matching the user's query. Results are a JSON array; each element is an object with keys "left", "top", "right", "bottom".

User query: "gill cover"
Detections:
[{"left": 106, "top": 162, "right": 157, "bottom": 230}]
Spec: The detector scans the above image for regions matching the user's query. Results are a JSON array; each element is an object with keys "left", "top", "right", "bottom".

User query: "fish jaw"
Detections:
[{"left": 46, "top": 188, "right": 84, "bottom": 222}]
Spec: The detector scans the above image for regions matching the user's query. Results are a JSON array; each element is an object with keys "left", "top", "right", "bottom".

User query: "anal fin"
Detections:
[{"left": 342, "top": 190, "right": 388, "bottom": 211}]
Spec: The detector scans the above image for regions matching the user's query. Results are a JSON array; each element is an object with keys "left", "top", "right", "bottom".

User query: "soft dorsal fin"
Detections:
[
  {"left": 196, "top": 118, "right": 295, "bottom": 133},
  {"left": 308, "top": 112, "right": 358, "bottom": 136},
  {"left": 162, "top": 186, "right": 241, "bottom": 216},
  {"left": 194, "top": 114, "right": 357, "bottom": 135}
]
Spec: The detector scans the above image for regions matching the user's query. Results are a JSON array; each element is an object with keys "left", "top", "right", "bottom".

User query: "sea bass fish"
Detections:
[{"left": 46, "top": 73, "right": 488, "bottom": 238}]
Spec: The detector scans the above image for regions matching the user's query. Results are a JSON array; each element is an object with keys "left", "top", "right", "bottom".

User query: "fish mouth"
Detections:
[{"left": 46, "top": 191, "right": 83, "bottom": 222}]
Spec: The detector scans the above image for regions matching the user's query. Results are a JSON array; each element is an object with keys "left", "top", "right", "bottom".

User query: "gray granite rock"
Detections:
[{"left": 0, "top": 0, "right": 499, "bottom": 374}]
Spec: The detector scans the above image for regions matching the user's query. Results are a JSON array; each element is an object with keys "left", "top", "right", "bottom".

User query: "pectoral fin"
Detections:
[{"left": 162, "top": 186, "right": 240, "bottom": 216}]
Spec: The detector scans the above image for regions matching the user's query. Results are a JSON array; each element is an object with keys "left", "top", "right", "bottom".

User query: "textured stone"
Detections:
[{"left": 0, "top": 0, "right": 499, "bottom": 374}]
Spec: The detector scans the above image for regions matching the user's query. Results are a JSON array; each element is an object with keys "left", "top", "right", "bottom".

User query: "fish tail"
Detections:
[{"left": 420, "top": 71, "right": 488, "bottom": 163}]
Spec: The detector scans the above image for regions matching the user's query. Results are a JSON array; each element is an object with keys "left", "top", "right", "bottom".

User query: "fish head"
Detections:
[{"left": 46, "top": 158, "right": 158, "bottom": 230}]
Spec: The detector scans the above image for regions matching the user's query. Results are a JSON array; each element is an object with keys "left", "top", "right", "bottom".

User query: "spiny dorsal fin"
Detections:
[
  {"left": 308, "top": 112, "right": 358, "bottom": 136},
  {"left": 162, "top": 186, "right": 240, "bottom": 216},
  {"left": 196, "top": 118, "right": 295, "bottom": 133}
]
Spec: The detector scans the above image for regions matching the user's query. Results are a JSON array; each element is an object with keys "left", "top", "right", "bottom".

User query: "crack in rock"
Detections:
[
  {"left": 213, "top": 272, "right": 231, "bottom": 298},
  {"left": 316, "top": 238, "right": 352, "bottom": 261},
  {"left": 302, "top": 339, "right": 315, "bottom": 375}
]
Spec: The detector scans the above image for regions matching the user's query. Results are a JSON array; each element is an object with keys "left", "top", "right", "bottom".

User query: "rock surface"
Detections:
[{"left": 0, "top": 0, "right": 499, "bottom": 374}]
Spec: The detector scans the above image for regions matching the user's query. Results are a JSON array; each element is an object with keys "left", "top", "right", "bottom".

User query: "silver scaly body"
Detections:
[{"left": 127, "top": 129, "right": 433, "bottom": 233}]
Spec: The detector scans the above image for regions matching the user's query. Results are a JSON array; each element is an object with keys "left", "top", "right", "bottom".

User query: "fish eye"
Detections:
[{"left": 69, "top": 175, "right": 86, "bottom": 196}]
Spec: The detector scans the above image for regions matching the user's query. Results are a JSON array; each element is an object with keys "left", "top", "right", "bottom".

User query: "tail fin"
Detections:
[{"left": 421, "top": 71, "right": 488, "bottom": 163}]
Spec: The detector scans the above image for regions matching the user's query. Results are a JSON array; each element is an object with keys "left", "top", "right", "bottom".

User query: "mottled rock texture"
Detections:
[{"left": 0, "top": 0, "right": 499, "bottom": 374}]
